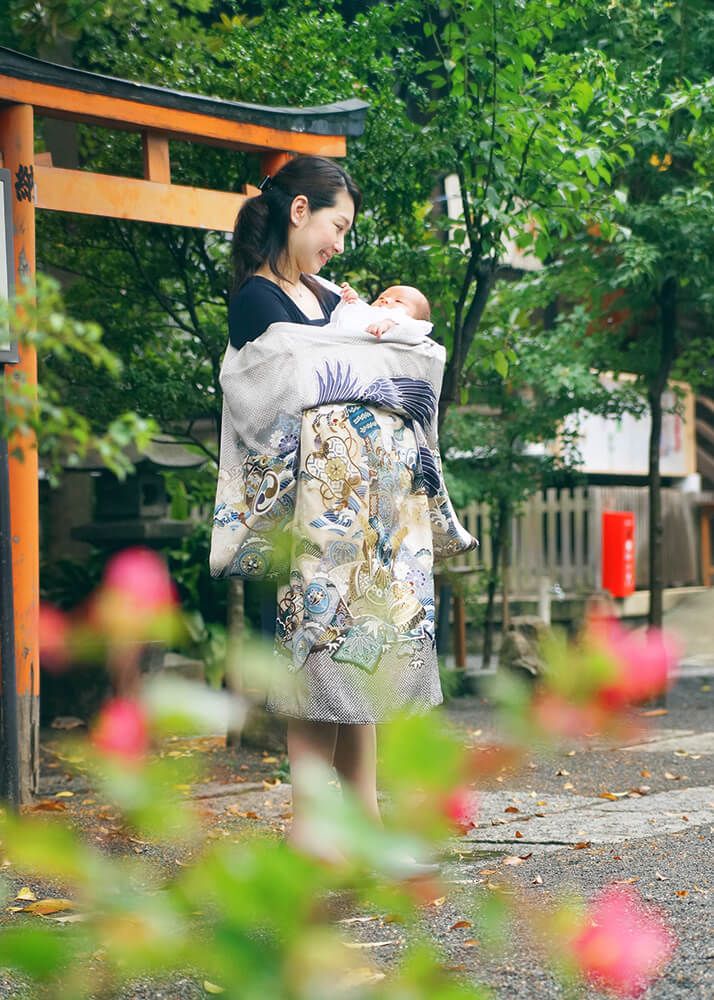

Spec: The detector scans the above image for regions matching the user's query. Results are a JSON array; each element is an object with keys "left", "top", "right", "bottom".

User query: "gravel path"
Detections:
[{"left": 0, "top": 672, "right": 711, "bottom": 999}]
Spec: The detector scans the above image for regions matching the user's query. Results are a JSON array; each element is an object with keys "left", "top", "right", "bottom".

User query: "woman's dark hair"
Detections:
[{"left": 231, "top": 155, "right": 362, "bottom": 292}]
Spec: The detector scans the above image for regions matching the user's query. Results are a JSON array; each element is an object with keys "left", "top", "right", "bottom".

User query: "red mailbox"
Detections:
[{"left": 601, "top": 511, "right": 635, "bottom": 597}]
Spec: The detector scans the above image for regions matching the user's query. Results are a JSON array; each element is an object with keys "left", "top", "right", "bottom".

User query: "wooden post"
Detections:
[
  {"left": 260, "top": 151, "right": 293, "bottom": 178},
  {"left": 142, "top": 132, "right": 171, "bottom": 184},
  {"left": 0, "top": 104, "right": 39, "bottom": 803},
  {"left": 701, "top": 507, "right": 712, "bottom": 587},
  {"left": 453, "top": 591, "right": 467, "bottom": 670}
]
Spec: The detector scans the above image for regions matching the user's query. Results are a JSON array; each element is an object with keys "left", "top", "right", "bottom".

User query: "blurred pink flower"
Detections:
[
  {"left": 571, "top": 886, "right": 675, "bottom": 996},
  {"left": 533, "top": 690, "right": 607, "bottom": 740},
  {"left": 591, "top": 618, "right": 680, "bottom": 708},
  {"left": 103, "top": 547, "right": 178, "bottom": 612},
  {"left": 443, "top": 788, "right": 479, "bottom": 835},
  {"left": 91, "top": 698, "right": 150, "bottom": 762},
  {"left": 39, "top": 602, "right": 70, "bottom": 673},
  {"left": 91, "top": 547, "right": 179, "bottom": 643}
]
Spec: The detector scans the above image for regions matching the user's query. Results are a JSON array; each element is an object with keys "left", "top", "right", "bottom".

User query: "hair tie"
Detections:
[{"left": 258, "top": 175, "right": 273, "bottom": 193}]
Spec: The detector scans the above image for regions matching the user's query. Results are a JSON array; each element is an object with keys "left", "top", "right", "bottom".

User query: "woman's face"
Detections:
[{"left": 288, "top": 188, "right": 355, "bottom": 275}]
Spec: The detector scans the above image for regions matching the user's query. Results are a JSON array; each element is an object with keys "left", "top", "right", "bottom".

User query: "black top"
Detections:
[{"left": 228, "top": 275, "right": 340, "bottom": 350}]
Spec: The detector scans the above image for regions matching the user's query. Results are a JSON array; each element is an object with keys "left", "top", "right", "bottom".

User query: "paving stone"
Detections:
[{"left": 622, "top": 731, "right": 714, "bottom": 755}]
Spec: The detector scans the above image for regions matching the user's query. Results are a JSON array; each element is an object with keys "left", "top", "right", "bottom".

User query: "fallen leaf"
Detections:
[
  {"left": 345, "top": 940, "right": 400, "bottom": 949},
  {"left": 599, "top": 792, "right": 619, "bottom": 801},
  {"left": 54, "top": 791, "right": 74, "bottom": 799},
  {"left": 50, "top": 716, "right": 85, "bottom": 730},
  {"left": 514, "top": 831, "right": 524, "bottom": 839},
  {"left": 24, "top": 898, "right": 75, "bottom": 915},
  {"left": 504, "top": 806, "right": 520, "bottom": 814},
  {"left": 664, "top": 772, "right": 680, "bottom": 781},
  {"left": 640, "top": 769, "right": 651, "bottom": 779},
  {"left": 450, "top": 920, "right": 472, "bottom": 930},
  {"left": 502, "top": 856, "right": 526, "bottom": 866},
  {"left": 655, "top": 871, "right": 668, "bottom": 881},
  {"left": 532, "top": 874, "right": 544, "bottom": 885},
  {"left": 573, "top": 841, "right": 591, "bottom": 850},
  {"left": 478, "top": 869, "right": 498, "bottom": 876},
  {"left": 556, "top": 769, "right": 570, "bottom": 776},
  {"left": 613, "top": 877, "right": 639, "bottom": 885},
  {"left": 519, "top": 852, "right": 533, "bottom": 860},
  {"left": 676, "top": 890, "right": 688, "bottom": 898},
  {"left": 204, "top": 983, "right": 225, "bottom": 995},
  {"left": 15, "top": 888, "right": 37, "bottom": 901},
  {"left": 338, "top": 915, "right": 380, "bottom": 925},
  {"left": 463, "top": 938, "right": 479, "bottom": 947},
  {"left": 427, "top": 896, "right": 446, "bottom": 908},
  {"left": 27, "top": 800, "right": 66, "bottom": 813},
  {"left": 563, "top": 782, "right": 575, "bottom": 790},
  {"left": 262, "top": 756, "right": 279, "bottom": 764},
  {"left": 639, "top": 708, "right": 668, "bottom": 717}
]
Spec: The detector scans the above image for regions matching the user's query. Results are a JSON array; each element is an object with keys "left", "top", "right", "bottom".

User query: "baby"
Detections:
[{"left": 334, "top": 282, "right": 433, "bottom": 342}]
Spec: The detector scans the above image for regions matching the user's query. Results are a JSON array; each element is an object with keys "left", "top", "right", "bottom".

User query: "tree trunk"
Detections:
[
  {"left": 438, "top": 261, "right": 497, "bottom": 434},
  {"left": 648, "top": 276, "right": 678, "bottom": 629},
  {"left": 647, "top": 387, "right": 664, "bottom": 628},
  {"left": 501, "top": 500, "right": 512, "bottom": 634},
  {"left": 482, "top": 497, "right": 508, "bottom": 668},
  {"left": 224, "top": 577, "right": 245, "bottom": 747}
]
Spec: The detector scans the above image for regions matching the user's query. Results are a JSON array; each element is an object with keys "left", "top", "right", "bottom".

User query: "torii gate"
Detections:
[{"left": 0, "top": 45, "right": 367, "bottom": 804}]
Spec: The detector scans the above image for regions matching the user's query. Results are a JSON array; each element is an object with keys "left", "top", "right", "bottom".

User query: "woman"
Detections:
[{"left": 225, "top": 155, "right": 454, "bottom": 857}]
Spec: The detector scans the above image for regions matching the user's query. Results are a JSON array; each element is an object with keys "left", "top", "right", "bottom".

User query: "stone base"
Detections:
[
  {"left": 499, "top": 615, "right": 549, "bottom": 678},
  {"left": 238, "top": 704, "right": 287, "bottom": 752}
]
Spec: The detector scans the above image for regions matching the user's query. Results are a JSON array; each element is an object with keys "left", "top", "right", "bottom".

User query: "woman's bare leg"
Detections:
[
  {"left": 333, "top": 723, "right": 381, "bottom": 823},
  {"left": 286, "top": 718, "right": 339, "bottom": 855}
]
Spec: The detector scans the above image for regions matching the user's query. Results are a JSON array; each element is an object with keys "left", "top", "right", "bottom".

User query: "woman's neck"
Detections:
[{"left": 256, "top": 256, "right": 302, "bottom": 287}]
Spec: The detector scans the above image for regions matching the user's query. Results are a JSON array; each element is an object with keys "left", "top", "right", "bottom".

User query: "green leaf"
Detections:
[
  {"left": 493, "top": 350, "right": 509, "bottom": 379},
  {"left": 573, "top": 80, "right": 594, "bottom": 113}
]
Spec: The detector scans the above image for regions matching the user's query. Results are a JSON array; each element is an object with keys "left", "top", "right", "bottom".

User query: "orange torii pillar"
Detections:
[
  {"left": 0, "top": 103, "right": 39, "bottom": 803},
  {"left": 0, "top": 44, "right": 367, "bottom": 804}
]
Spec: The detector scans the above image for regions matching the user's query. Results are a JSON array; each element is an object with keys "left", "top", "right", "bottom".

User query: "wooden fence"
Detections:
[{"left": 454, "top": 485, "right": 699, "bottom": 594}]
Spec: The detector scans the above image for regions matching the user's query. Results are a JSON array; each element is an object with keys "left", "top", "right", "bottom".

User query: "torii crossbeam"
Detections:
[{"left": 0, "top": 45, "right": 367, "bottom": 803}]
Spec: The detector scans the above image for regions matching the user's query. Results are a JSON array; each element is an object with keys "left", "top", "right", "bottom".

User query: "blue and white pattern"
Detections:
[{"left": 210, "top": 311, "right": 478, "bottom": 722}]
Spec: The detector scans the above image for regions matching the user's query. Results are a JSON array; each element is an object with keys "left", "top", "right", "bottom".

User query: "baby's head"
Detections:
[{"left": 372, "top": 285, "right": 431, "bottom": 322}]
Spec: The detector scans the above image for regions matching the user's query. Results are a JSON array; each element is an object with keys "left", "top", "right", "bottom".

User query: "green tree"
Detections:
[
  {"left": 556, "top": 0, "right": 714, "bottom": 625},
  {"left": 1, "top": 276, "right": 154, "bottom": 482},
  {"left": 444, "top": 276, "right": 640, "bottom": 665}
]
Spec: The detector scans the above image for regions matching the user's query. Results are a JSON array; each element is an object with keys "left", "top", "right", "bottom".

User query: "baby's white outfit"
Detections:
[{"left": 330, "top": 298, "right": 432, "bottom": 345}]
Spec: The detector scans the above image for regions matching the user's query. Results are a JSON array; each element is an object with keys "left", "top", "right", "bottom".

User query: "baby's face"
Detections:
[{"left": 372, "top": 285, "right": 425, "bottom": 319}]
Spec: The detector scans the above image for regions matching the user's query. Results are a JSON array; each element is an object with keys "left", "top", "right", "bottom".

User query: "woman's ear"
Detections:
[{"left": 289, "top": 194, "right": 310, "bottom": 227}]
